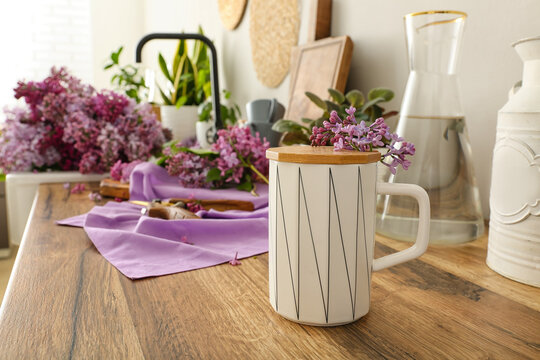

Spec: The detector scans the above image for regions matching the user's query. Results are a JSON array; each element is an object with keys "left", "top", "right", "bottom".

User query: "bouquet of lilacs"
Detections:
[
  {"left": 0, "top": 67, "right": 167, "bottom": 174},
  {"left": 311, "top": 106, "right": 415, "bottom": 174},
  {"left": 156, "top": 126, "right": 269, "bottom": 192}
]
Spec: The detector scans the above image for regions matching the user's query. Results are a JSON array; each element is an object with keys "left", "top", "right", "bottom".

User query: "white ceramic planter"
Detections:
[
  {"left": 6, "top": 172, "right": 107, "bottom": 246},
  {"left": 487, "top": 36, "right": 540, "bottom": 287},
  {"left": 160, "top": 105, "right": 198, "bottom": 142},
  {"left": 266, "top": 146, "right": 430, "bottom": 326},
  {"left": 196, "top": 121, "right": 215, "bottom": 149}
]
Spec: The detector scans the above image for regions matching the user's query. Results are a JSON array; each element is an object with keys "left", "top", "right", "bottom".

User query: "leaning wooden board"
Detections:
[
  {"left": 0, "top": 183, "right": 538, "bottom": 358},
  {"left": 285, "top": 35, "right": 353, "bottom": 123}
]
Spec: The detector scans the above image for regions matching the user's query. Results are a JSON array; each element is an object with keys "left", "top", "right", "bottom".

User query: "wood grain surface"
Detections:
[
  {"left": 0, "top": 183, "right": 539, "bottom": 359},
  {"left": 307, "top": 0, "right": 332, "bottom": 42},
  {"left": 266, "top": 145, "right": 380, "bottom": 164}
]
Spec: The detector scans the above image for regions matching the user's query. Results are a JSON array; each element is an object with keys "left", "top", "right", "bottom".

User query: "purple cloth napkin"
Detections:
[{"left": 57, "top": 163, "right": 269, "bottom": 279}]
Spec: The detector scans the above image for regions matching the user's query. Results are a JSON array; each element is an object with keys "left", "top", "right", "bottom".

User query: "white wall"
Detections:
[
  {"left": 91, "top": 0, "right": 540, "bottom": 218},
  {"left": 90, "top": 0, "right": 145, "bottom": 92},
  {"left": 0, "top": 0, "right": 93, "bottom": 109}
]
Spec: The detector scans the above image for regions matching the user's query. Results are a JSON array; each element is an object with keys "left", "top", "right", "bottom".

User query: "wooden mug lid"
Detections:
[{"left": 266, "top": 145, "right": 381, "bottom": 164}]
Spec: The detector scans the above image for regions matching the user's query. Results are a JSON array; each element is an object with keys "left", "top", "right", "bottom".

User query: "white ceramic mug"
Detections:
[{"left": 267, "top": 151, "right": 430, "bottom": 326}]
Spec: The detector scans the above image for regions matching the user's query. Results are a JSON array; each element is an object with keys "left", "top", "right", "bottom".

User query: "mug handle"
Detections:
[{"left": 373, "top": 182, "right": 430, "bottom": 271}]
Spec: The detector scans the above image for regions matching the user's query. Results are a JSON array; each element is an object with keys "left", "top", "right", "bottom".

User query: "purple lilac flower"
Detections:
[
  {"left": 311, "top": 106, "right": 415, "bottom": 174},
  {"left": 0, "top": 67, "right": 166, "bottom": 175},
  {"left": 212, "top": 126, "right": 269, "bottom": 184},
  {"left": 110, "top": 159, "right": 143, "bottom": 183},
  {"left": 163, "top": 125, "right": 270, "bottom": 190},
  {"left": 70, "top": 183, "right": 86, "bottom": 194},
  {"left": 164, "top": 147, "right": 216, "bottom": 189},
  {"left": 88, "top": 192, "right": 102, "bottom": 202}
]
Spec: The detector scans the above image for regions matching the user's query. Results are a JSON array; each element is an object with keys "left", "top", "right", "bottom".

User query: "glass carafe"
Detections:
[{"left": 377, "top": 11, "right": 484, "bottom": 244}]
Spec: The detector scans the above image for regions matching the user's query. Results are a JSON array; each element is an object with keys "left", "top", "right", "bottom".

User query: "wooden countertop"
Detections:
[{"left": 0, "top": 183, "right": 538, "bottom": 359}]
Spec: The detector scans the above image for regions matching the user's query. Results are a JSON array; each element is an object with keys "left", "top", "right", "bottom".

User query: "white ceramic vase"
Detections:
[
  {"left": 5, "top": 171, "right": 107, "bottom": 246},
  {"left": 487, "top": 36, "right": 540, "bottom": 287},
  {"left": 196, "top": 121, "right": 215, "bottom": 149},
  {"left": 160, "top": 105, "right": 198, "bottom": 142}
]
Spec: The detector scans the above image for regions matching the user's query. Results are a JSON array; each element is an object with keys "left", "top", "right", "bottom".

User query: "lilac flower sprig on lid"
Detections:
[{"left": 310, "top": 106, "right": 415, "bottom": 174}]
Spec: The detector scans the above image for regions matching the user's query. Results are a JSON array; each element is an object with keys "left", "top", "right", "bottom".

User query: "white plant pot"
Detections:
[
  {"left": 267, "top": 147, "right": 430, "bottom": 326},
  {"left": 160, "top": 105, "right": 198, "bottom": 142},
  {"left": 6, "top": 172, "right": 107, "bottom": 246},
  {"left": 196, "top": 121, "right": 215, "bottom": 149}
]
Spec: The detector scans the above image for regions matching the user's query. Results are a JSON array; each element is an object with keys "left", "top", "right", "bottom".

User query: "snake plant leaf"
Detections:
[
  {"left": 180, "top": 73, "right": 194, "bottom": 82},
  {"left": 158, "top": 53, "right": 172, "bottom": 83},
  {"left": 175, "top": 95, "right": 188, "bottom": 108},
  {"left": 203, "top": 82, "right": 212, "bottom": 99},
  {"left": 305, "top": 91, "right": 327, "bottom": 110},
  {"left": 328, "top": 88, "right": 346, "bottom": 104},
  {"left": 367, "top": 88, "right": 394, "bottom": 102},
  {"left": 173, "top": 53, "right": 181, "bottom": 78},
  {"left": 176, "top": 38, "right": 186, "bottom": 57},
  {"left": 346, "top": 89, "right": 365, "bottom": 108},
  {"left": 159, "top": 86, "right": 173, "bottom": 105}
]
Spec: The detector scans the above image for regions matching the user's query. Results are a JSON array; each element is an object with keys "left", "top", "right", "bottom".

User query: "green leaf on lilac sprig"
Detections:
[
  {"left": 177, "top": 147, "right": 219, "bottom": 158},
  {"left": 237, "top": 175, "right": 253, "bottom": 192},
  {"left": 206, "top": 168, "right": 222, "bottom": 182}
]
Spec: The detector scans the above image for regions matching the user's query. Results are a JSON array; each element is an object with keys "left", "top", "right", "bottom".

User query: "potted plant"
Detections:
[
  {"left": 104, "top": 46, "right": 150, "bottom": 104},
  {"left": 0, "top": 67, "right": 167, "bottom": 245},
  {"left": 157, "top": 27, "right": 212, "bottom": 141},
  {"left": 272, "top": 87, "right": 398, "bottom": 145},
  {"left": 196, "top": 89, "right": 241, "bottom": 148}
]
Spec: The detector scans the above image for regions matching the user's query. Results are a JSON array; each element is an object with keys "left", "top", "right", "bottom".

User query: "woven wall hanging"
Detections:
[
  {"left": 218, "top": 0, "right": 247, "bottom": 30},
  {"left": 249, "top": 0, "right": 300, "bottom": 88}
]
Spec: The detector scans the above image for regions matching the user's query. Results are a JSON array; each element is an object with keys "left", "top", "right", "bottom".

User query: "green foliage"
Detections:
[
  {"left": 158, "top": 26, "right": 212, "bottom": 108},
  {"left": 104, "top": 46, "right": 148, "bottom": 103},
  {"left": 198, "top": 89, "right": 242, "bottom": 127},
  {"left": 272, "top": 87, "right": 398, "bottom": 145}
]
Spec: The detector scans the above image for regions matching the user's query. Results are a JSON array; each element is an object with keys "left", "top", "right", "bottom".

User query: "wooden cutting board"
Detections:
[{"left": 284, "top": 35, "right": 353, "bottom": 123}]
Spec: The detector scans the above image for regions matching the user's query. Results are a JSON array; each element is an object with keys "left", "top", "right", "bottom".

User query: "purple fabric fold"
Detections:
[{"left": 57, "top": 162, "right": 269, "bottom": 279}]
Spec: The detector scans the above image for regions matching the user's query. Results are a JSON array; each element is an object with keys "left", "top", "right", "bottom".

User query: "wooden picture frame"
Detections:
[{"left": 285, "top": 35, "right": 353, "bottom": 123}]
